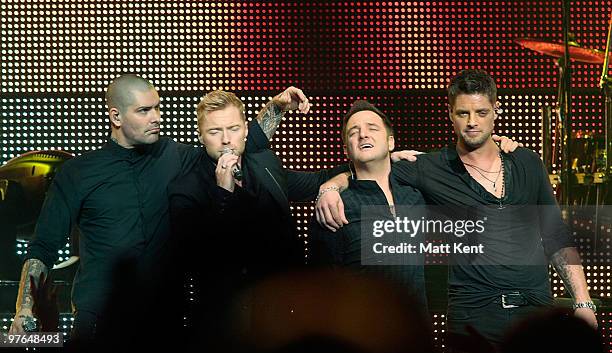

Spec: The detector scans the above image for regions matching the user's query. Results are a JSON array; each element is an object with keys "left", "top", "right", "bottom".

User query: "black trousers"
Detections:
[
  {"left": 447, "top": 299, "right": 545, "bottom": 351},
  {"left": 70, "top": 310, "right": 98, "bottom": 343}
]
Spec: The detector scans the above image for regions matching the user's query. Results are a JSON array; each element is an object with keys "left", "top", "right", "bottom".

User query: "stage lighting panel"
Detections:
[{"left": 1, "top": 1, "right": 611, "bottom": 346}]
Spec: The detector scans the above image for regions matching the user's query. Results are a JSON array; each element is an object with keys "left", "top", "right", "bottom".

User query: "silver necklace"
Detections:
[
  {"left": 497, "top": 153, "right": 505, "bottom": 209},
  {"left": 462, "top": 152, "right": 506, "bottom": 209},
  {"left": 463, "top": 154, "right": 503, "bottom": 191}
]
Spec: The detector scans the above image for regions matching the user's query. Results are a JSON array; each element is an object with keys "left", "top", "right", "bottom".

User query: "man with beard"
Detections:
[
  {"left": 9, "top": 74, "right": 283, "bottom": 343},
  {"left": 316, "top": 70, "right": 596, "bottom": 348}
]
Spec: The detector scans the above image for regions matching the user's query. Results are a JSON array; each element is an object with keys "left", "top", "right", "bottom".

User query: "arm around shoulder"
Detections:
[{"left": 287, "top": 164, "right": 351, "bottom": 202}]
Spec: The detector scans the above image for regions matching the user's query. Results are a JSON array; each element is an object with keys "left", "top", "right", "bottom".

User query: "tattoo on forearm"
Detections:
[
  {"left": 551, "top": 249, "right": 578, "bottom": 298},
  {"left": 257, "top": 101, "right": 283, "bottom": 140},
  {"left": 16, "top": 259, "right": 48, "bottom": 312}
]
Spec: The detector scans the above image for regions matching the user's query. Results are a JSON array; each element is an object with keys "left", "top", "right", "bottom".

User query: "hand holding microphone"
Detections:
[
  {"left": 216, "top": 148, "right": 241, "bottom": 192},
  {"left": 222, "top": 147, "right": 242, "bottom": 181}
]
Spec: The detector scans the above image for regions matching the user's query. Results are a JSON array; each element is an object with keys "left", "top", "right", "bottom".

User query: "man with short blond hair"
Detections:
[
  {"left": 10, "top": 74, "right": 284, "bottom": 342},
  {"left": 168, "top": 87, "right": 352, "bottom": 350},
  {"left": 197, "top": 89, "right": 246, "bottom": 122}
]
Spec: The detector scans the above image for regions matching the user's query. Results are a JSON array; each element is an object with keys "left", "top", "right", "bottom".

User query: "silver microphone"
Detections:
[{"left": 222, "top": 147, "right": 242, "bottom": 181}]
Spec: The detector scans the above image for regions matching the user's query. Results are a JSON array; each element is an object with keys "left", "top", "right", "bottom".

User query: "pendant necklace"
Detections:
[{"left": 462, "top": 152, "right": 506, "bottom": 209}]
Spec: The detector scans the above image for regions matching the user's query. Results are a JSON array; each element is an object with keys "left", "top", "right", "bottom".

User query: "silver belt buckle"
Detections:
[{"left": 501, "top": 294, "right": 519, "bottom": 309}]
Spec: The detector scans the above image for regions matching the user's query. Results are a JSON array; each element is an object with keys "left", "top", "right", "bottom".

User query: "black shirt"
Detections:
[
  {"left": 25, "top": 119, "right": 270, "bottom": 314},
  {"left": 391, "top": 146, "right": 574, "bottom": 308},
  {"left": 198, "top": 152, "right": 303, "bottom": 275},
  {"left": 168, "top": 148, "right": 348, "bottom": 347},
  {"left": 310, "top": 172, "right": 428, "bottom": 308},
  {"left": 169, "top": 148, "right": 350, "bottom": 278},
  {"left": 25, "top": 137, "right": 201, "bottom": 313}
]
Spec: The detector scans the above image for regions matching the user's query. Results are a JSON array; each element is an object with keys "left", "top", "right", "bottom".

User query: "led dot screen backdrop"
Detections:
[
  {"left": 1, "top": 1, "right": 610, "bottom": 94},
  {"left": 1, "top": 0, "right": 612, "bottom": 347}
]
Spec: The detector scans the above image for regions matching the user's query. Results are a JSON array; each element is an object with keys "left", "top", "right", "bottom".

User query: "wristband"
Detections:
[{"left": 573, "top": 301, "right": 597, "bottom": 312}]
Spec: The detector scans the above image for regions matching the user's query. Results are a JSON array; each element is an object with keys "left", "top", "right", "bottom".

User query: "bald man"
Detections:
[{"left": 9, "top": 74, "right": 293, "bottom": 341}]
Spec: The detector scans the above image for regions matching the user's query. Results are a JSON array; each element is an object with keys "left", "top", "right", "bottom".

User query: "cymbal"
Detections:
[
  {"left": 515, "top": 37, "right": 608, "bottom": 64},
  {"left": 0, "top": 150, "right": 73, "bottom": 236}
]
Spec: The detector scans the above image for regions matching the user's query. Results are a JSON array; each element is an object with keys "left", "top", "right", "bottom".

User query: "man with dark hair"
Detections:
[
  {"left": 9, "top": 74, "right": 288, "bottom": 340},
  {"left": 317, "top": 69, "right": 596, "bottom": 347},
  {"left": 447, "top": 69, "right": 497, "bottom": 109},
  {"left": 340, "top": 100, "right": 395, "bottom": 140},
  {"left": 310, "top": 100, "right": 427, "bottom": 308}
]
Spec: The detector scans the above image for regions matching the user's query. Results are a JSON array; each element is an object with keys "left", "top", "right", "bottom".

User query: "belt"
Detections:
[{"left": 494, "top": 291, "right": 529, "bottom": 309}]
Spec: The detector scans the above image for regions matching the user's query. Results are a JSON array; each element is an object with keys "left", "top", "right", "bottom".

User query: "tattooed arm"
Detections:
[
  {"left": 536, "top": 154, "right": 597, "bottom": 329},
  {"left": 550, "top": 247, "right": 598, "bottom": 328},
  {"left": 9, "top": 258, "right": 49, "bottom": 333},
  {"left": 256, "top": 86, "right": 311, "bottom": 140},
  {"left": 256, "top": 100, "right": 284, "bottom": 140}
]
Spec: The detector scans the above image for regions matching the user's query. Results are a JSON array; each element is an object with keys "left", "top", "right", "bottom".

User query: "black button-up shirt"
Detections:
[
  {"left": 391, "top": 146, "right": 575, "bottom": 308},
  {"left": 310, "top": 172, "right": 428, "bottom": 308},
  {"left": 26, "top": 137, "right": 202, "bottom": 313}
]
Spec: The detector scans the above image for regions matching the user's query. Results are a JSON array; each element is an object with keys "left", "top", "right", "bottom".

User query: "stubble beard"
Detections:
[{"left": 460, "top": 131, "right": 490, "bottom": 150}]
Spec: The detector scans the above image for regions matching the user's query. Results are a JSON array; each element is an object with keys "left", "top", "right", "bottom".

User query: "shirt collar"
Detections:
[
  {"left": 443, "top": 144, "right": 507, "bottom": 175},
  {"left": 349, "top": 170, "right": 397, "bottom": 193},
  {"left": 442, "top": 144, "right": 469, "bottom": 175},
  {"left": 348, "top": 177, "right": 379, "bottom": 191},
  {"left": 443, "top": 144, "right": 510, "bottom": 203},
  {"left": 104, "top": 137, "right": 159, "bottom": 160}
]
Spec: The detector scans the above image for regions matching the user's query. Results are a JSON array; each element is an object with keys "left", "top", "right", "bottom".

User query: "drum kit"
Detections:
[
  {"left": 515, "top": 10, "right": 612, "bottom": 207},
  {"left": 0, "top": 150, "right": 79, "bottom": 277}
]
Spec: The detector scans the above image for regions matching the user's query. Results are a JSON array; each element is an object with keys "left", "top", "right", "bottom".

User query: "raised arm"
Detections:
[{"left": 256, "top": 86, "right": 311, "bottom": 140}]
